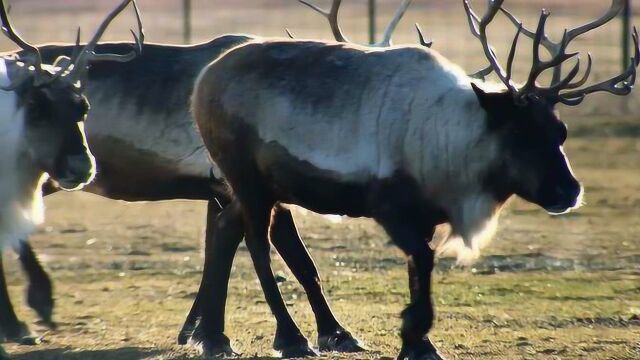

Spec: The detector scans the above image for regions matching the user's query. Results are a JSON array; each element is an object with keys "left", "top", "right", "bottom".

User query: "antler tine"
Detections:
[
  {"left": 540, "top": 56, "right": 582, "bottom": 94},
  {"left": 462, "top": 0, "right": 481, "bottom": 38},
  {"left": 558, "top": 27, "right": 640, "bottom": 106},
  {"left": 564, "top": 53, "right": 592, "bottom": 90},
  {"left": 285, "top": 28, "right": 295, "bottom": 39},
  {"left": 565, "top": 0, "right": 624, "bottom": 43},
  {"left": 70, "top": 0, "right": 143, "bottom": 80},
  {"left": 518, "top": 10, "right": 582, "bottom": 100},
  {"left": 87, "top": 0, "right": 144, "bottom": 63},
  {"left": 299, "top": 0, "right": 349, "bottom": 43},
  {"left": 499, "top": 6, "right": 562, "bottom": 84},
  {"left": 375, "top": 0, "right": 413, "bottom": 47},
  {"left": 463, "top": 0, "right": 518, "bottom": 93},
  {"left": 634, "top": 26, "right": 640, "bottom": 67},
  {"left": 544, "top": 53, "right": 592, "bottom": 94},
  {"left": 464, "top": 1, "right": 498, "bottom": 79},
  {"left": 415, "top": 23, "right": 433, "bottom": 48},
  {"left": 469, "top": 65, "right": 493, "bottom": 80},
  {"left": 44, "top": 27, "right": 83, "bottom": 85},
  {"left": 0, "top": 0, "right": 42, "bottom": 71},
  {"left": 505, "top": 23, "right": 522, "bottom": 83},
  {"left": 300, "top": 0, "right": 426, "bottom": 48}
]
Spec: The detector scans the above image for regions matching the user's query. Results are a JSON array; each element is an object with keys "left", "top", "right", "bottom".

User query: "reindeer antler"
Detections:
[
  {"left": 299, "top": 0, "right": 349, "bottom": 43},
  {"left": 500, "top": 0, "right": 623, "bottom": 85},
  {"left": 69, "top": 0, "right": 144, "bottom": 85},
  {"left": 298, "top": 0, "right": 431, "bottom": 48},
  {"left": 464, "top": 0, "right": 639, "bottom": 106},
  {"left": 463, "top": 0, "right": 518, "bottom": 93},
  {"left": 0, "top": 0, "right": 143, "bottom": 91},
  {"left": 0, "top": 0, "right": 45, "bottom": 89}
]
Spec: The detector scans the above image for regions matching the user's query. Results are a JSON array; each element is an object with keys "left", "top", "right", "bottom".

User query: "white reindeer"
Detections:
[{"left": 0, "top": 0, "right": 142, "bottom": 344}]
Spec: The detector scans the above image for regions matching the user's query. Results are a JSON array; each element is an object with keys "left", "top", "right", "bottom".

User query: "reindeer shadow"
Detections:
[
  {"left": 11, "top": 347, "right": 163, "bottom": 360},
  {"left": 10, "top": 347, "right": 282, "bottom": 360}
]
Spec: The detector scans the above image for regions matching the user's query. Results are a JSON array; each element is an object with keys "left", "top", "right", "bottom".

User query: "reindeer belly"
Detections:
[
  {"left": 82, "top": 134, "right": 215, "bottom": 201},
  {"left": 81, "top": 100, "right": 216, "bottom": 200},
  {"left": 257, "top": 141, "right": 371, "bottom": 217}
]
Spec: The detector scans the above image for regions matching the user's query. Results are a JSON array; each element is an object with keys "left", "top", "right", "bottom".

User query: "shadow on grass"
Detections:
[
  {"left": 10, "top": 347, "right": 282, "bottom": 360},
  {"left": 11, "top": 347, "right": 163, "bottom": 360}
]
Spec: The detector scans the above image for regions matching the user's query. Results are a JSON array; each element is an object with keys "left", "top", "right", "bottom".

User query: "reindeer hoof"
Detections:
[
  {"left": 177, "top": 330, "right": 190, "bottom": 346},
  {"left": 1, "top": 321, "right": 31, "bottom": 343},
  {"left": 177, "top": 321, "right": 196, "bottom": 345},
  {"left": 199, "top": 336, "right": 240, "bottom": 358},
  {"left": 183, "top": 323, "right": 239, "bottom": 358},
  {"left": 277, "top": 343, "right": 318, "bottom": 358},
  {"left": 203, "top": 342, "right": 240, "bottom": 358},
  {"left": 26, "top": 279, "right": 54, "bottom": 328},
  {"left": 18, "top": 335, "right": 43, "bottom": 346},
  {"left": 318, "top": 329, "right": 367, "bottom": 353},
  {"left": 397, "top": 339, "right": 446, "bottom": 360}
]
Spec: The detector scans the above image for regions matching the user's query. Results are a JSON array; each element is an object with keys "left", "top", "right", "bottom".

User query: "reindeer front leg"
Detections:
[
  {"left": 377, "top": 218, "right": 445, "bottom": 360},
  {"left": 0, "top": 253, "right": 30, "bottom": 343},
  {"left": 15, "top": 240, "right": 55, "bottom": 329}
]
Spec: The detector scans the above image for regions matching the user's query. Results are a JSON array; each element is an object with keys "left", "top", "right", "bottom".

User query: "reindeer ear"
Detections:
[
  {"left": 471, "top": 82, "right": 510, "bottom": 130},
  {"left": 471, "top": 82, "right": 493, "bottom": 110}
]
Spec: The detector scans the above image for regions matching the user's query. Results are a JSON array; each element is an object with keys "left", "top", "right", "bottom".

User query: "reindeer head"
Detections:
[
  {"left": 465, "top": 0, "right": 638, "bottom": 214},
  {"left": 0, "top": 0, "right": 143, "bottom": 190}
]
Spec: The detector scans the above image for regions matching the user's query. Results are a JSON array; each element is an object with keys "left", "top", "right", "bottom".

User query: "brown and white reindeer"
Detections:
[
  {"left": 0, "top": 0, "right": 142, "bottom": 344},
  {"left": 191, "top": 0, "right": 639, "bottom": 358},
  {"left": 0, "top": 1, "right": 426, "bottom": 356}
]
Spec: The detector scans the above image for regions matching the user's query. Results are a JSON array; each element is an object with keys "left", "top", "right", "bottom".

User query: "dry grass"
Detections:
[{"left": 1, "top": 0, "right": 639, "bottom": 359}]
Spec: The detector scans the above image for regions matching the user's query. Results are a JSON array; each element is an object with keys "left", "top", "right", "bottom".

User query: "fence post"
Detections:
[
  {"left": 183, "top": 0, "right": 192, "bottom": 44},
  {"left": 368, "top": 0, "right": 376, "bottom": 44},
  {"left": 622, "top": 0, "right": 631, "bottom": 70}
]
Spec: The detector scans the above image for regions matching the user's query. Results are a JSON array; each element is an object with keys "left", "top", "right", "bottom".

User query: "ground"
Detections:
[
  {"left": 3, "top": 114, "right": 639, "bottom": 359},
  {"left": 1, "top": 0, "right": 640, "bottom": 359}
]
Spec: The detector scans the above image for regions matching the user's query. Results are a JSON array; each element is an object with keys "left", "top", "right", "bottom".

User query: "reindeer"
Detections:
[
  {"left": 1, "top": 36, "right": 354, "bottom": 357},
  {"left": 0, "top": 1, "right": 422, "bottom": 355},
  {"left": 191, "top": 0, "right": 639, "bottom": 358},
  {"left": 0, "top": 0, "right": 143, "bottom": 344}
]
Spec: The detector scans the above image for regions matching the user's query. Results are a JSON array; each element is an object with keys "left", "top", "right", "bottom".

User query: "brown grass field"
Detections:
[{"left": 1, "top": 1, "right": 639, "bottom": 359}]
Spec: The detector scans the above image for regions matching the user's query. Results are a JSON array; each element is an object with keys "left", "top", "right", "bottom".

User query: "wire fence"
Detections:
[{"left": 3, "top": 0, "right": 639, "bottom": 115}]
